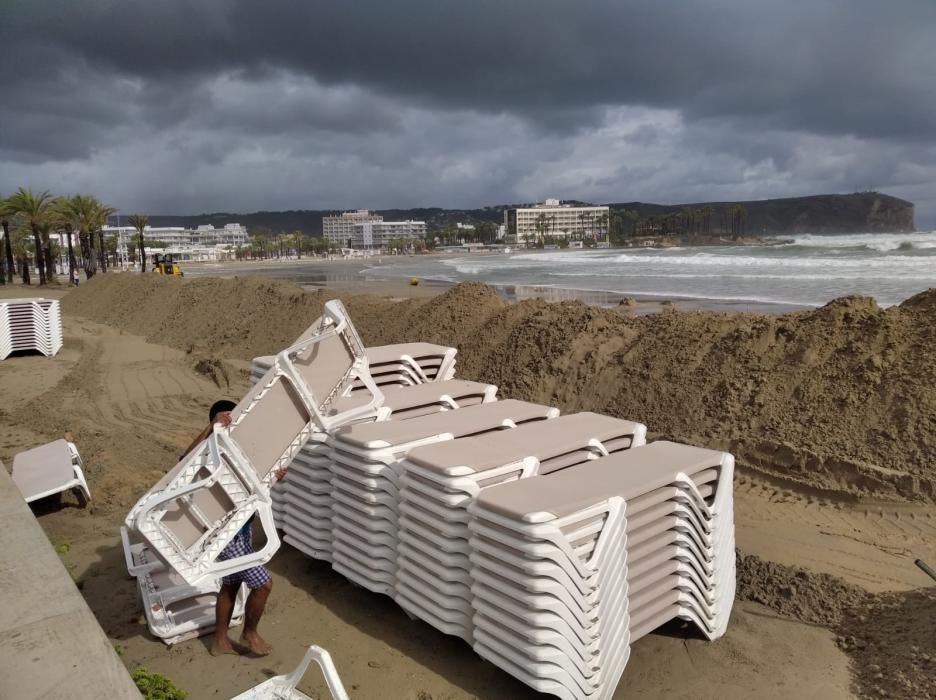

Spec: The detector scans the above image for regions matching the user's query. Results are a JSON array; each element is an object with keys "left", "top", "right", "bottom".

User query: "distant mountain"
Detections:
[
  {"left": 606, "top": 192, "right": 915, "bottom": 235},
  {"left": 145, "top": 192, "right": 914, "bottom": 236}
]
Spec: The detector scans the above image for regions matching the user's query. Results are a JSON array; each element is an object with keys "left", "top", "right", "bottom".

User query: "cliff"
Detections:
[{"left": 608, "top": 192, "right": 915, "bottom": 235}]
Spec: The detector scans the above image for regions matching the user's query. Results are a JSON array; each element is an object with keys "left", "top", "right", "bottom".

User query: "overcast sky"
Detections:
[{"left": 2, "top": 1, "right": 935, "bottom": 224}]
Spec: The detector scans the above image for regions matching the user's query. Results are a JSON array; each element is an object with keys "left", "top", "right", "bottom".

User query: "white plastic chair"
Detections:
[{"left": 230, "top": 645, "right": 349, "bottom": 700}]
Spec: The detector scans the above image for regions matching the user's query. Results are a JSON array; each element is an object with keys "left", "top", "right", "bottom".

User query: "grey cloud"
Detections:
[{"left": 1, "top": 1, "right": 935, "bottom": 221}]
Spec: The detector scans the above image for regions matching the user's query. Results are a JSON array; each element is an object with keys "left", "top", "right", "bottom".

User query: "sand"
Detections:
[{"left": 2, "top": 274, "right": 936, "bottom": 699}]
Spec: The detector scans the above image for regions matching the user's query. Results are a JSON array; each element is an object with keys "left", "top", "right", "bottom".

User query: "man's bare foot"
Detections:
[
  {"left": 241, "top": 631, "right": 273, "bottom": 657},
  {"left": 210, "top": 636, "right": 242, "bottom": 656}
]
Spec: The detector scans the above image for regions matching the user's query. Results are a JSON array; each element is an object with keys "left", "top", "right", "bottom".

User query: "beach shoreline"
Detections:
[{"left": 180, "top": 257, "right": 813, "bottom": 314}]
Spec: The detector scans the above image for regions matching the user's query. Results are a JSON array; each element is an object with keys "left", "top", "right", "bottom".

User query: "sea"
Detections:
[{"left": 364, "top": 232, "right": 936, "bottom": 310}]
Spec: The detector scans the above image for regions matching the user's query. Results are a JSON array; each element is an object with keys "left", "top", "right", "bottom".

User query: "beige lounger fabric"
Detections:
[{"left": 12, "top": 439, "right": 90, "bottom": 505}]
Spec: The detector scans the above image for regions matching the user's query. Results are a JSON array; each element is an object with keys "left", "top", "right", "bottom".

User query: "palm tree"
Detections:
[
  {"left": 0, "top": 195, "right": 13, "bottom": 284},
  {"left": 11, "top": 223, "right": 32, "bottom": 284},
  {"left": 50, "top": 197, "right": 79, "bottom": 283},
  {"left": 7, "top": 188, "right": 55, "bottom": 284},
  {"left": 91, "top": 202, "right": 115, "bottom": 272},
  {"left": 128, "top": 214, "right": 148, "bottom": 272},
  {"left": 59, "top": 194, "right": 96, "bottom": 278}
]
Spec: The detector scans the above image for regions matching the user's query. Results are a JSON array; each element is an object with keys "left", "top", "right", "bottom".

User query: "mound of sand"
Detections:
[
  {"left": 837, "top": 587, "right": 936, "bottom": 700},
  {"left": 64, "top": 275, "right": 936, "bottom": 502}
]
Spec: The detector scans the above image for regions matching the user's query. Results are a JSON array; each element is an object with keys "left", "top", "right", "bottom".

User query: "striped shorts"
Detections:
[{"left": 219, "top": 525, "right": 272, "bottom": 589}]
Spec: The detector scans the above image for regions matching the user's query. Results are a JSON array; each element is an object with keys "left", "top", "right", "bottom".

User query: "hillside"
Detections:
[
  {"left": 608, "top": 192, "right": 915, "bottom": 235},
  {"left": 145, "top": 192, "right": 914, "bottom": 236}
]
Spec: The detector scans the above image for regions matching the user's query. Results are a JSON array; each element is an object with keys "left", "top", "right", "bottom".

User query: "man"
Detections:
[{"left": 183, "top": 400, "right": 282, "bottom": 658}]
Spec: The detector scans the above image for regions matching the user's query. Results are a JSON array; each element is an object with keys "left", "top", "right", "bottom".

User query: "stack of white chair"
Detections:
[
  {"left": 327, "top": 400, "right": 561, "bottom": 595},
  {"left": 394, "top": 413, "right": 647, "bottom": 643},
  {"left": 279, "top": 379, "right": 498, "bottom": 563},
  {"left": 120, "top": 528, "right": 249, "bottom": 645},
  {"left": 0, "top": 298, "right": 63, "bottom": 359},
  {"left": 249, "top": 342, "right": 456, "bottom": 388},
  {"left": 466, "top": 441, "right": 735, "bottom": 700},
  {"left": 122, "top": 301, "right": 381, "bottom": 643}
]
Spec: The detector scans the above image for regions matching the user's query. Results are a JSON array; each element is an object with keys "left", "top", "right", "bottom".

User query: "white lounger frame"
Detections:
[
  {"left": 127, "top": 300, "right": 384, "bottom": 587},
  {"left": 230, "top": 645, "right": 349, "bottom": 700}
]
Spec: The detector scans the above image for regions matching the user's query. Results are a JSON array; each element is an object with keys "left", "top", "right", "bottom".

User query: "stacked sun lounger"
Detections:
[
  {"left": 249, "top": 342, "right": 457, "bottom": 388},
  {"left": 466, "top": 441, "right": 736, "bottom": 700},
  {"left": 120, "top": 528, "right": 248, "bottom": 645},
  {"left": 279, "top": 379, "right": 498, "bottom": 563},
  {"left": 0, "top": 298, "right": 63, "bottom": 359},
  {"left": 327, "top": 400, "right": 561, "bottom": 595},
  {"left": 250, "top": 341, "right": 466, "bottom": 546},
  {"left": 394, "top": 413, "right": 647, "bottom": 643}
]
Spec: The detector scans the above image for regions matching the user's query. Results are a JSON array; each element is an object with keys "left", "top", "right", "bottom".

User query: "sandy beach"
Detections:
[{"left": 1, "top": 274, "right": 934, "bottom": 699}]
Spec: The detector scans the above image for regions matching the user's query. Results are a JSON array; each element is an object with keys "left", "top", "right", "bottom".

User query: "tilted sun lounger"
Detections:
[
  {"left": 393, "top": 412, "right": 647, "bottom": 642},
  {"left": 12, "top": 439, "right": 91, "bottom": 506},
  {"left": 328, "top": 399, "right": 561, "bottom": 595},
  {"left": 251, "top": 341, "right": 457, "bottom": 391},
  {"left": 126, "top": 300, "right": 384, "bottom": 587},
  {"left": 230, "top": 645, "right": 349, "bottom": 700},
  {"left": 464, "top": 441, "right": 735, "bottom": 700},
  {"left": 276, "top": 379, "right": 499, "bottom": 562},
  {"left": 119, "top": 527, "right": 248, "bottom": 645}
]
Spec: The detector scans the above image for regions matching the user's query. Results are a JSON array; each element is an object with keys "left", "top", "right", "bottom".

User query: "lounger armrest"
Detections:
[
  {"left": 120, "top": 526, "right": 159, "bottom": 578},
  {"left": 282, "top": 645, "right": 350, "bottom": 700}
]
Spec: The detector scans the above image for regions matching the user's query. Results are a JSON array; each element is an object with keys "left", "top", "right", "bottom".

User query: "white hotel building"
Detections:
[
  {"left": 323, "top": 210, "right": 426, "bottom": 249},
  {"left": 351, "top": 220, "right": 426, "bottom": 248},
  {"left": 102, "top": 223, "right": 249, "bottom": 261},
  {"left": 504, "top": 199, "right": 610, "bottom": 246},
  {"left": 322, "top": 210, "right": 383, "bottom": 247}
]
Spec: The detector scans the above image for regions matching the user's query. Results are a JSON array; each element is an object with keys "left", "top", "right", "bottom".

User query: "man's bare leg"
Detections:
[
  {"left": 240, "top": 579, "right": 273, "bottom": 656},
  {"left": 211, "top": 583, "right": 241, "bottom": 656}
]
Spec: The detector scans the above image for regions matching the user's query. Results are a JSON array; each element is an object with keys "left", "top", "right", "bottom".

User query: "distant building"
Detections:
[
  {"left": 322, "top": 210, "right": 383, "bottom": 247},
  {"left": 504, "top": 199, "right": 610, "bottom": 246},
  {"left": 352, "top": 220, "right": 426, "bottom": 248},
  {"left": 456, "top": 222, "right": 475, "bottom": 230},
  {"left": 102, "top": 223, "right": 248, "bottom": 261}
]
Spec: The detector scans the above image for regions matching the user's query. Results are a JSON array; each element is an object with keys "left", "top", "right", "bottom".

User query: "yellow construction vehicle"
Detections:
[{"left": 152, "top": 253, "right": 183, "bottom": 276}]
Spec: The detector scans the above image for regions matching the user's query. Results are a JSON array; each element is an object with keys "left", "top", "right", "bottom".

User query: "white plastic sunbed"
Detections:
[
  {"left": 12, "top": 439, "right": 90, "bottom": 506},
  {"left": 120, "top": 527, "right": 248, "bottom": 645},
  {"left": 467, "top": 441, "right": 735, "bottom": 700},
  {"left": 230, "top": 645, "right": 349, "bottom": 700},
  {"left": 0, "top": 298, "right": 63, "bottom": 359},
  {"left": 126, "top": 300, "right": 384, "bottom": 587}
]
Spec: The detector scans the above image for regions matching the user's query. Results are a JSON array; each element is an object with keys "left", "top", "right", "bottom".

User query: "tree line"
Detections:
[{"left": 0, "top": 187, "right": 152, "bottom": 286}]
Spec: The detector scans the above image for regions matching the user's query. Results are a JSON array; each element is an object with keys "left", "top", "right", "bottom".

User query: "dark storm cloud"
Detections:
[{"left": 1, "top": 0, "right": 935, "bottom": 217}]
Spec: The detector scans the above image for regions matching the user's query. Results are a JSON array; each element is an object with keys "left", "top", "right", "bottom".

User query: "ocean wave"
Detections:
[
  {"left": 785, "top": 232, "right": 936, "bottom": 252},
  {"left": 608, "top": 252, "right": 936, "bottom": 269}
]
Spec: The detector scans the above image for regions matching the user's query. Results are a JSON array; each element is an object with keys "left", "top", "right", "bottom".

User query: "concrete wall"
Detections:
[{"left": 0, "top": 467, "right": 141, "bottom": 699}]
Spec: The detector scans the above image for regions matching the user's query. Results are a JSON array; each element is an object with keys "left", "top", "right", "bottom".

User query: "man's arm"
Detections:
[
  {"left": 179, "top": 410, "right": 234, "bottom": 462},
  {"left": 180, "top": 424, "right": 213, "bottom": 461}
]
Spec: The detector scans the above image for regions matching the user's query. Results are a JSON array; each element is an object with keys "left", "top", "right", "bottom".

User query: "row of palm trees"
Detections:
[{"left": 0, "top": 188, "right": 151, "bottom": 286}]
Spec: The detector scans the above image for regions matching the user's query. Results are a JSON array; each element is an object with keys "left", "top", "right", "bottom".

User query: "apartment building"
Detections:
[
  {"left": 102, "top": 223, "right": 249, "bottom": 261},
  {"left": 352, "top": 220, "right": 427, "bottom": 248},
  {"left": 504, "top": 199, "right": 610, "bottom": 246},
  {"left": 322, "top": 209, "right": 383, "bottom": 246}
]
